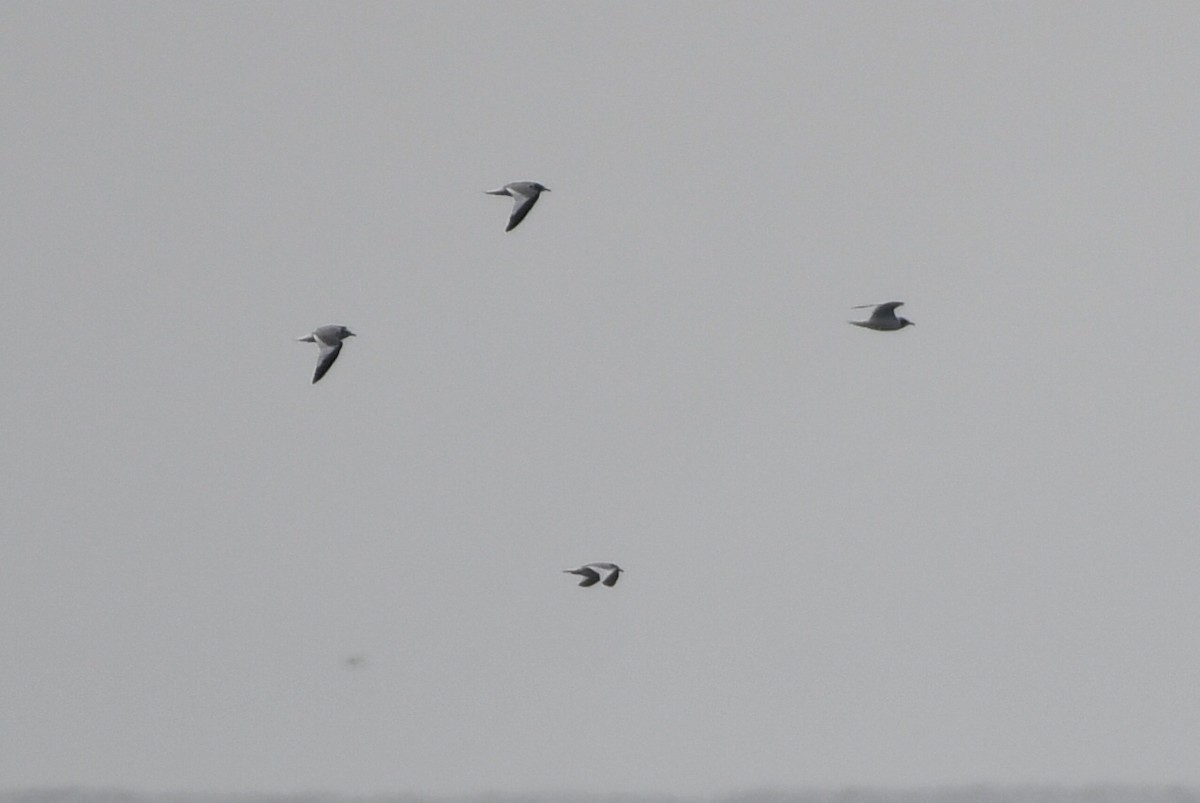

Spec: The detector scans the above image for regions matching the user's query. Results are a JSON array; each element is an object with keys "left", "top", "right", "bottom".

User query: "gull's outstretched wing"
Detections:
[
  {"left": 869, "top": 301, "right": 903, "bottom": 324},
  {"left": 312, "top": 341, "right": 343, "bottom": 384},
  {"left": 601, "top": 567, "right": 621, "bottom": 587},
  {"left": 569, "top": 567, "right": 601, "bottom": 587},
  {"left": 506, "top": 186, "right": 541, "bottom": 231}
]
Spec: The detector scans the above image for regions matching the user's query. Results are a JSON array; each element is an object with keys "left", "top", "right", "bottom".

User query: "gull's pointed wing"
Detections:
[
  {"left": 871, "top": 301, "right": 903, "bottom": 320},
  {"left": 601, "top": 567, "right": 621, "bottom": 587},
  {"left": 312, "top": 341, "right": 343, "bottom": 384},
  {"left": 505, "top": 186, "right": 541, "bottom": 231},
  {"left": 570, "top": 567, "right": 601, "bottom": 587}
]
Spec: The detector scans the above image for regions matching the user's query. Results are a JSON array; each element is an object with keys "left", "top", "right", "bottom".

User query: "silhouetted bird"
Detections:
[
  {"left": 563, "top": 562, "right": 623, "bottom": 587},
  {"left": 296, "top": 325, "right": 355, "bottom": 383},
  {"left": 850, "top": 301, "right": 914, "bottom": 331},
  {"left": 485, "top": 181, "right": 550, "bottom": 231}
]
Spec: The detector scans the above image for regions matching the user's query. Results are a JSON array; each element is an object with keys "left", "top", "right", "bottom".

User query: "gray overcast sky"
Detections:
[{"left": 1, "top": 0, "right": 1198, "bottom": 796}]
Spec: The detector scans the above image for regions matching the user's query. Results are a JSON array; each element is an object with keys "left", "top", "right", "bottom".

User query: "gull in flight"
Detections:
[
  {"left": 563, "top": 562, "right": 624, "bottom": 587},
  {"left": 485, "top": 181, "right": 550, "bottom": 231},
  {"left": 850, "top": 301, "right": 915, "bottom": 331},
  {"left": 297, "top": 324, "right": 355, "bottom": 383}
]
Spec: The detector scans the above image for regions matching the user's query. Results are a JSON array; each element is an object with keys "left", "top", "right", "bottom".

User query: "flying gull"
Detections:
[
  {"left": 850, "top": 301, "right": 914, "bottom": 331},
  {"left": 563, "top": 562, "right": 623, "bottom": 587},
  {"left": 297, "top": 324, "right": 355, "bottom": 383},
  {"left": 485, "top": 181, "right": 550, "bottom": 232}
]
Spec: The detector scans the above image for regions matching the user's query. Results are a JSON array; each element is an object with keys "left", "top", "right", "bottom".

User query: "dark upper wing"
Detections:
[
  {"left": 312, "top": 341, "right": 343, "bottom": 383},
  {"left": 576, "top": 568, "right": 601, "bottom": 587},
  {"left": 601, "top": 568, "right": 621, "bottom": 587},
  {"left": 870, "top": 301, "right": 903, "bottom": 323},
  {"left": 506, "top": 188, "right": 540, "bottom": 231}
]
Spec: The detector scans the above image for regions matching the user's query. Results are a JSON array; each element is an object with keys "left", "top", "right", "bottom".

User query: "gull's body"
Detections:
[
  {"left": 297, "top": 324, "right": 355, "bottom": 383},
  {"left": 485, "top": 181, "right": 550, "bottom": 231},
  {"left": 850, "top": 301, "right": 914, "bottom": 331},
  {"left": 563, "top": 562, "right": 623, "bottom": 588}
]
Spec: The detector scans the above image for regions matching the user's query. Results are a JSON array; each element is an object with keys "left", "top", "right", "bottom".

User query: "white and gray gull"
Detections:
[
  {"left": 485, "top": 181, "right": 550, "bottom": 232},
  {"left": 850, "top": 301, "right": 915, "bottom": 331},
  {"left": 563, "top": 562, "right": 623, "bottom": 588},
  {"left": 297, "top": 325, "right": 355, "bottom": 383}
]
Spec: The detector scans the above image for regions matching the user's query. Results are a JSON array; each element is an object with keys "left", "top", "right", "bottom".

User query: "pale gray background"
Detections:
[{"left": 1, "top": 0, "right": 1198, "bottom": 796}]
